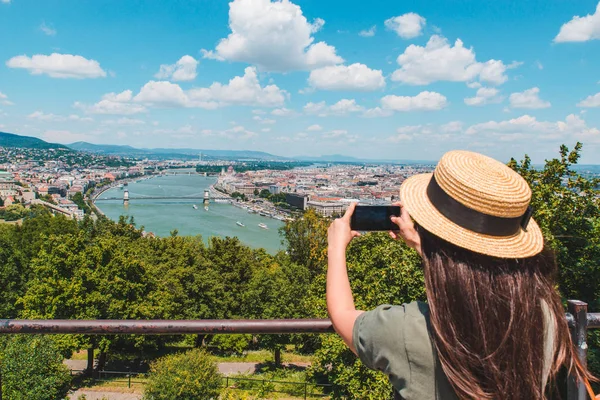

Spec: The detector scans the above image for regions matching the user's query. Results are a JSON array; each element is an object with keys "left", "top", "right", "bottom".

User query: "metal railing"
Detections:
[{"left": 0, "top": 300, "right": 597, "bottom": 400}]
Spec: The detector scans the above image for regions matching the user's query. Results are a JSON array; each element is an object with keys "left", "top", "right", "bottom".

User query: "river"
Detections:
[{"left": 95, "top": 174, "right": 285, "bottom": 253}]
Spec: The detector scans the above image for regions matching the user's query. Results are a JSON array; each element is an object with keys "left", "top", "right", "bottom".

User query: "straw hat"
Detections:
[{"left": 400, "top": 150, "right": 544, "bottom": 258}]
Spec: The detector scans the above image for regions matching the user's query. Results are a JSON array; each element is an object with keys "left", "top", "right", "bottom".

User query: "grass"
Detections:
[{"left": 210, "top": 349, "right": 313, "bottom": 364}]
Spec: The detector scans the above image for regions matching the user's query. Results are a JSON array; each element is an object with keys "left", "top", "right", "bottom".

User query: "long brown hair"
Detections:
[{"left": 418, "top": 226, "right": 593, "bottom": 399}]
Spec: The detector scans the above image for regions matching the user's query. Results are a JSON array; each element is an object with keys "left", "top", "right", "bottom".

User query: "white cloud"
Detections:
[
  {"left": 222, "top": 125, "right": 257, "bottom": 139},
  {"left": 0, "top": 91, "right": 13, "bottom": 106},
  {"left": 201, "top": 0, "right": 343, "bottom": 72},
  {"left": 6, "top": 53, "right": 106, "bottom": 79},
  {"left": 323, "top": 129, "right": 348, "bottom": 139},
  {"left": 362, "top": 107, "right": 394, "bottom": 118},
  {"left": 359, "top": 26, "right": 376, "bottom": 37},
  {"left": 40, "top": 22, "right": 56, "bottom": 36},
  {"left": 536, "top": 61, "right": 544, "bottom": 70},
  {"left": 465, "top": 114, "right": 600, "bottom": 143},
  {"left": 75, "top": 90, "right": 147, "bottom": 115},
  {"left": 261, "top": 128, "right": 271, "bottom": 132},
  {"left": 304, "top": 98, "right": 365, "bottom": 116},
  {"left": 307, "top": 124, "right": 322, "bottom": 131},
  {"left": 464, "top": 87, "right": 503, "bottom": 106},
  {"left": 381, "top": 91, "right": 448, "bottom": 111},
  {"left": 79, "top": 67, "right": 286, "bottom": 114},
  {"left": 440, "top": 121, "right": 463, "bottom": 133},
  {"left": 391, "top": 35, "right": 515, "bottom": 85},
  {"left": 186, "top": 67, "right": 287, "bottom": 107},
  {"left": 1, "top": 0, "right": 11, "bottom": 4},
  {"left": 252, "top": 109, "right": 267, "bottom": 115},
  {"left": 27, "top": 111, "right": 93, "bottom": 122},
  {"left": 102, "top": 117, "right": 145, "bottom": 126},
  {"left": 271, "top": 107, "right": 296, "bottom": 116},
  {"left": 554, "top": 2, "right": 600, "bottom": 43},
  {"left": 308, "top": 63, "right": 385, "bottom": 91},
  {"left": 154, "top": 55, "right": 198, "bottom": 82},
  {"left": 467, "top": 82, "right": 482, "bottom": 89},
  {"left": 385, "top": 13, "right": 426, "bottom": 39},
  {"left": 253, "top": 116, "right": 276, "bottom": 124},
  {"left": 509, "top": 87, "right": 551, "bottom": 109},
  {"left": 577, "top": 92, "right": 600, "bottom": 107}
]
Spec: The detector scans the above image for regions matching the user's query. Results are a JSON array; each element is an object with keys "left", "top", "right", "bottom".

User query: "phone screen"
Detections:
[{"left": 350, "top": 206, "right": 400, "bottom": 231}]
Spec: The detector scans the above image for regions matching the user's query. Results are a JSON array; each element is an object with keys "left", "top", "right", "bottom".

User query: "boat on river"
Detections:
[
  {"left": 236, "top": 221, "right": 245, "bottom": 227},
  {"left": 258, "top": 223, "right": 268, "bottom": 229},
  {"left": 193, "top": 205, "right": 198, "bottom": 210}
]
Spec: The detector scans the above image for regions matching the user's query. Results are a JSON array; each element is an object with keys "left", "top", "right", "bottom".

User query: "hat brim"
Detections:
[{"left": 400, "top": 173, "right": 544, "bottom": 259}]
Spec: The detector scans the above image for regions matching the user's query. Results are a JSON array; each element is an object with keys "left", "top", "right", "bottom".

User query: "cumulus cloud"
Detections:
[
  {"left": 577, "top": 92, "right": 600, "bottom": 107},
  {"left": 40, "top": 22, "right": 57, "bottom": 36},
  {"left": 359, "top": 26, "right": 376, "bottom": 37},
  {"left": 74, "top": 90, "right": 147, "bottom": 115},
  {"left": 154, "top": 55, "right": 199, "bottom": 81},
  {"left": 201, "top": 0, "right": 343, "bottom": 71},
  {"left": 77, "top": 67, "right": 287, "bottom": 114},
  {"left": 391, "top": 35, "right": 516, "bottom": 85},
  {"left": 0, "top": 91, "right": 14, "bottom": 106},
  {"left": 102, "top": 118, "right": 145, "bottom": 126},
  {"left": 1, "top": 0, "right": 12, "bottom": 4},
  {"left": 509, "top": 87, "right": 551, "bottom": 109},
  {"left": 271, "top": 107, "right": 296, "bottom": 116},
  {"left": 466, "top": 114, "right": 599, "bottom": 142},
  {"left": 6, "top": 53, "right": 106, "bottom": 79},
  {"left": 307, "top": 124, "right": 322, "bottom": 131},
  {"left": 308, "top": 63, "right": 385, "bottom": 91},
  {"left": 253, "top": 116, "right": 276, "bottom": 124},
  {"left": 385, "top": 13, "right": 426, "bottom": 39},
  {"left": 362, "top": 107, "right": 394, "bottom": 118},
  {"left": 304, "top": 99, "right": 364, "bottom": 116},
  {"left": 464, "top": 87, "right": 504, "bottom": 106},
  {"left": 381, "top": 91, "right": 448, "bottom": 111},
  {"left": 28, "top": 111, "right": 93, "bottom": 122},
  {"left": 554, "top": 2, "right": 600, "bottom": 42}
]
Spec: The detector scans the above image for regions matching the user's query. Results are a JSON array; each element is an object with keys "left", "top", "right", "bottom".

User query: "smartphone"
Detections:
[{"left": 350, "top": 205, "right": 401, "bottom": 231}]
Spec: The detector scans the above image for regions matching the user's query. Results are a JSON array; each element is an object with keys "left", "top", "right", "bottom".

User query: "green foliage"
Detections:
[
  {"left": 0, "top": 204, "right": 27, "bottom": 221},
  {"left": 509, "top": 143, "right": 600, "bottom": 306},
  {"left": 143, "top": 348, "right": 222, "bottom": 400},
  {"left": 71, "top": 191, "right": 91, "bottom": 214},
  {"left": 0, "top": 196, "right": 4, "bottom": 207},
  {"left": 231, "top": 192, "right": 247, "bottom": 201},
  {"left": 210, "top": 334, "right": 252, "bottom": 356},
  {"left": 0, "top": 335, "right": 71, "bottom": 400}
]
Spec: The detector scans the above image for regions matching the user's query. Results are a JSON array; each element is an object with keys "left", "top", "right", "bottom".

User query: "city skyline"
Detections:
[{"left": 1, "top": 0, "right": 600, "bottom": 163}]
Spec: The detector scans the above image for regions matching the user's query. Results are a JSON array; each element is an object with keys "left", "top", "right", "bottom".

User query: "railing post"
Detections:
[{"left": 567, "top": 300, "right": 588, "bottom": 400}]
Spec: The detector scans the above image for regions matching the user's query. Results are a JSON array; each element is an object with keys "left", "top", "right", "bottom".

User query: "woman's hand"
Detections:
[
  {"left": 389, "top": 202, "right": 422, "bottom": 255},
  {"left": 328, "top": 202, "right": 361, "bottom": 253}
]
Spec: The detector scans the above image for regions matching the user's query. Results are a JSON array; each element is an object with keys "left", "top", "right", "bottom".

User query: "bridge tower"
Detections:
[
  {"left": 203, "top": 189, "right": 210, "bottom": 208},
  {"left": 123, "top": 189, "right": 129, "bottom": 205}
]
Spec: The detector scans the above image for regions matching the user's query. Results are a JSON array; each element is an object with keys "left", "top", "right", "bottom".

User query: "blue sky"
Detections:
[{"left": 1, "top": 0, "right": 599, "bottom": 163}]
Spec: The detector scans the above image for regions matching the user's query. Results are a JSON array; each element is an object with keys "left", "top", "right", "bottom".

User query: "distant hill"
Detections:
[
  {"left": 294, "top": 153, "right": 435, "bottom": 164},
  {"left": 68, "top": 142, "right": 289, "bottom": 161},
  {"left": 0, "top": 132, "right": 68, "bottom": 150}
]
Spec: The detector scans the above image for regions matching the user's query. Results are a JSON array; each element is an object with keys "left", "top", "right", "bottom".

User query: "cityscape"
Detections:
[{"left": 1, "top": 0, "right": 600, "bottom": 399}]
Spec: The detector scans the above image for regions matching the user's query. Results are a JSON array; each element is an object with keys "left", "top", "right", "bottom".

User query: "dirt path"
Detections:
[{"left": 68, "top": 389, "right": 142, "bottom": 400}]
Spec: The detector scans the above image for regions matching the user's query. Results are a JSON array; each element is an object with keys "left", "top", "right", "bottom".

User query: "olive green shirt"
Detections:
[
  {"left": 353, "top": 301, "right": 555, "bottom": 400},
  {"left": 352, "top": 301, "right": 457, "bottom": 400}
]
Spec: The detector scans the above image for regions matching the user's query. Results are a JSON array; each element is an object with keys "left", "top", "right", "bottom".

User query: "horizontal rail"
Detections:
[
  {"left": 0, "top": 319, "right": 334, "bottom": 334},
  {"left": 0, "top": 314, "right": 598, "bottom": 335}
]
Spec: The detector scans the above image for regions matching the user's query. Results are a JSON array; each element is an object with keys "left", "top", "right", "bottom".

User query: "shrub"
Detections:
[
  {"left": 143, "top": 348, "right": 222, "bottom": 400},
  {"left": 0, "top": 335, "right": 71, "bottom": 400},
  {"left": 210, "top": 334, "right": 252, "bottom": 356}
]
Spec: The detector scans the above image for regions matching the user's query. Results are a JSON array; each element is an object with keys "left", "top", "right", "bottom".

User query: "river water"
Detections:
[{"left": 95, "top": 174, "right": 285, "bottom": 253}]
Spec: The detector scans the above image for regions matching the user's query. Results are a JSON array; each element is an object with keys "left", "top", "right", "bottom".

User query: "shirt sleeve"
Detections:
[{"left": 352, "top": 304, "right": 409, "bottom": 378}]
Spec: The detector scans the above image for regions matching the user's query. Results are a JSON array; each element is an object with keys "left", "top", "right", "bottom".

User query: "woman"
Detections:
[{"left": 326, "top": 150, "right": 594, "bottom": 399}]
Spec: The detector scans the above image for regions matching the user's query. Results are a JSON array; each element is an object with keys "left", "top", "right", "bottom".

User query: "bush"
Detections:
[
  {"left": 143, "top": 348, "right": 222, "bottom": 400},
  {"left": 210, "top": 334, "right": 252, "bottom": 356},
  {"left": 0, "top": 335, "right": 71, "bottom": 400}
]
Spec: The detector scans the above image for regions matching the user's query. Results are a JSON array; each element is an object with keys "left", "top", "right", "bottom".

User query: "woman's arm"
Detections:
[{"left": 326, "top": 203, "right": 363, "bottom": 354}]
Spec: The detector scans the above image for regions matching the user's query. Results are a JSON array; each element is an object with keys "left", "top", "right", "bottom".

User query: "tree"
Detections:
[
  {"left": 259, "top": 189, "right": 271, "bottom": 198},
  {"left": 0, "top": 196, "right": 4, "bottom": 207},
  {"left": 143, "top": 349, "right": 222, "bottom": 400},
  {"left": 0, "top": 335, "right": 71, "bottom": 400}
]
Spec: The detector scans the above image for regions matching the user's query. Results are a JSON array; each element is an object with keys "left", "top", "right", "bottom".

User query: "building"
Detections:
[
  {"left": 0, "top": 172, "right": 18, "bottom": 198},
  {"left": 269, "top": 184, "right": 282, "bottom": 195},
  {"left": 285, "top": 193, "right": 309, "bottom": 210},
  {"left": 306, "top": 201, "right": 348, "bottom": 217},
  {"left": 232, "top": 183, "right": 256, "bottom": 196}
]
